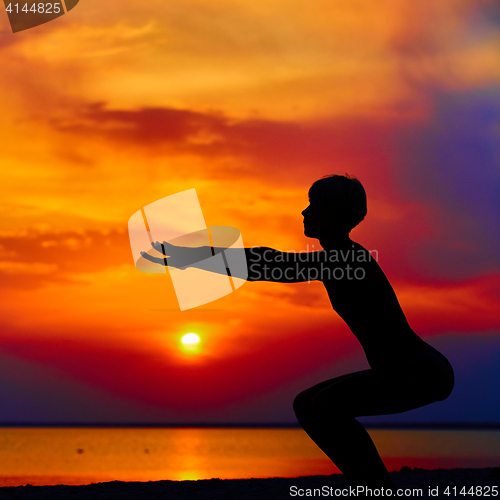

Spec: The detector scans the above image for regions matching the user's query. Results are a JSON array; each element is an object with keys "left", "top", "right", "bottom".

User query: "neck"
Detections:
[{"left": 319, "top": 232, "right": 351, "bottom": 249}]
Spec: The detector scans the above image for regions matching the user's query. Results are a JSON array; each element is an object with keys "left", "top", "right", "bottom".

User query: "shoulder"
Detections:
[
  {"left": 334, "top": 241, "right": 384, "bottom": 283},
  {"left": 349, "top": 241, "right": 378, "bottom": 262}
]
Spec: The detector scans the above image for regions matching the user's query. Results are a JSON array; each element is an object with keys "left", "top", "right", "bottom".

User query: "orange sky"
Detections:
[{"left": 0, "top": 0, "right": 499, "bottom": 423}]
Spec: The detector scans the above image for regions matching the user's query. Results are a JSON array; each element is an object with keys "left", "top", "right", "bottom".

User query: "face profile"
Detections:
[
  {"left": 301, "top": 201, "right": 336, "bottom": 240},
  {"left": 304, "top": 174, "right": 368, "bottom": 240}
]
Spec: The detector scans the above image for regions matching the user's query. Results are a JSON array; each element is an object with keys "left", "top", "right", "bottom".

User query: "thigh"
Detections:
[
  {"left": 297, "top": 349, "right": 454, "bottom": 419},
  {"left": 311, "top": 366, "right": 446, "bottom": 419},
  {"left": 392, "top": 347, "right": 454, "bottom": 402},
  {"left": 296, "top": 369, "right": 372, "bottom": 401},
  {"left": 294, "top": 369, "right": 372, "bottom": 415}
]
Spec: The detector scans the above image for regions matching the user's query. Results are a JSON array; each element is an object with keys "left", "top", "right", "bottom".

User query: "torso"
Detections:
[{"left": 321, "top": 240, "right": 433, "bottom": 369}]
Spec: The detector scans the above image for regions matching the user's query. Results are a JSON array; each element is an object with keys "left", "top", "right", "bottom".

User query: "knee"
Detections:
[{"left": 310, "top": 392, "right": 344, "bottom": 422}]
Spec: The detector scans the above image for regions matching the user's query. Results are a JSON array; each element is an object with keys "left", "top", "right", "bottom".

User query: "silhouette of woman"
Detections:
[{"left": 141, "top": 174, "right": 454, "bottom": 489}]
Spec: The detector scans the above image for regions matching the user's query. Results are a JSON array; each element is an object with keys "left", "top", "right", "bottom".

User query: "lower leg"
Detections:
[
  {"left": 293, "top": 370, "right": 402, "bottom": 489},
  {"left": 300, "top": 415, "right": 393, "bottom": 488}
]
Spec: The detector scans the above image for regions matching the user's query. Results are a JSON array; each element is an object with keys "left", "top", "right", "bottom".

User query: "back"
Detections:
[{"left": 321, "top": 241, "right": 428, "bottom": 368}]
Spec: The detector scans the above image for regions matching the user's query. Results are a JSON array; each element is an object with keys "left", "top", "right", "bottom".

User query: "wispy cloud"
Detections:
[{"left": 0, "top": 228, "right": 129, "bottom": 289}]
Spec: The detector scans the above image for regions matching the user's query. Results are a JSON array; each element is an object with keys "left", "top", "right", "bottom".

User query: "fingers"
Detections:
[
  {"left": 140, "top": 251, "right": 167, "bottom": 266},
  {"left": 151, "top": 241, "right": 170, "bottom": 256}
]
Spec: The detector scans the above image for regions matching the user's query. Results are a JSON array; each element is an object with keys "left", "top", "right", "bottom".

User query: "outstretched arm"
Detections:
[
  {"left": 140, "top": 242, "right": 329, "bottom": 283},
  {"left": 245, "top": 247, "right": 329, "bottom": 282}
]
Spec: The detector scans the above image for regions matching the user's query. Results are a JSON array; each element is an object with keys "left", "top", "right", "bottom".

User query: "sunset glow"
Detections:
[{"left": 0, "top": 0, "right": 498, "bottom": 425}]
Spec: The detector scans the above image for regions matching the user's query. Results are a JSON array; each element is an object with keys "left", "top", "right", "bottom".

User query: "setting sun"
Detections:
[
  {"left": 180, "top": 333, "right": 201, "bottom": 353},
  {"left": 181, "top": 333, "right": 200, "bottom": 345}
]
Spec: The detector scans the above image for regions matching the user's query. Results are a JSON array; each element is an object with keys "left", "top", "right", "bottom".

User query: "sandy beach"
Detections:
[{"left": 1, "top": 468, "right": 498, "bottom": 500}]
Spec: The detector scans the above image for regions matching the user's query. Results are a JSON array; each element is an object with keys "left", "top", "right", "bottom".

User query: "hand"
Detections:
[
  {"left": 150, "top": 241, "right": 183, "bottom": 259},
  {"left": 140, "top": 241, "right": 211, "bottom": 269},
  {"left": 140, "top": 248, "right": 169, "bottom": 267}
]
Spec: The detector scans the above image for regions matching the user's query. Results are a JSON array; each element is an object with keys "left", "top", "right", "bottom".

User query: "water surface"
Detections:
[{"left": 0, "top": 427, "right": 498, "bottom": 486}]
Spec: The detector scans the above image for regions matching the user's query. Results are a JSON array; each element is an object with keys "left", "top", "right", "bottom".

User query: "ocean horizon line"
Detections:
[{"left": 0, "top": 422, "right": 499, "bottom": 429}]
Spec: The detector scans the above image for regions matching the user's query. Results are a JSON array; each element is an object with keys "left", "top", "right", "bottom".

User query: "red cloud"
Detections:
[{"left": 0, "top": 323, "right": 357, "bottom": 413}]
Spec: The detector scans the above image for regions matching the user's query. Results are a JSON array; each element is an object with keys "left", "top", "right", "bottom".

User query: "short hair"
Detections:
[{"left": 308, "top": 174, "right": 367, "bottom": 232}]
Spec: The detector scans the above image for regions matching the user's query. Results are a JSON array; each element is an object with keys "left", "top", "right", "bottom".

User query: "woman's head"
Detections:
[{"left": 303, "top": 174, "right": 367, "bottom": 237}]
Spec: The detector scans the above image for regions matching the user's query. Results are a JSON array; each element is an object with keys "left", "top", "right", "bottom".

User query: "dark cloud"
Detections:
[
  {"left": 474, "top": 0, "right": 500, "bottom": 30},
  {"left": 390, "top": 86, "right": 500, "bottom": 279},
  {"left": 52, "top": 102, "right": 230, "bottom": 151},
  {"left": 49, "top": 86, "right": 500, "bottom": 283},
  {"left": 51, "top": 101, "right": 391, "bottom": 178}
]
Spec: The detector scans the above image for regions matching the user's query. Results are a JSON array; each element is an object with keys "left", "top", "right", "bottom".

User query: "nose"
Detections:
[{"left": 301, "top": 206, "right": 309, "bottom": 217}]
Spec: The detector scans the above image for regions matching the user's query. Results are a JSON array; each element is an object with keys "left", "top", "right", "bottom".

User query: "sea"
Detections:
[{"left": 0, "top": 427, "right": 499, "bottom": 486}]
